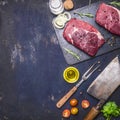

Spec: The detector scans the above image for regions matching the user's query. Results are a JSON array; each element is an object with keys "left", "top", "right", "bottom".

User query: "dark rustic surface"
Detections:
[{"left": 0, "top": 0, "right": 120, "bottom": 120}]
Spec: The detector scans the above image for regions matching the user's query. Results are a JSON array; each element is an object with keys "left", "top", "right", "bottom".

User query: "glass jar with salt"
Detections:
[{"left": 49, "top": 0, "right": 64, "bottom": 15}]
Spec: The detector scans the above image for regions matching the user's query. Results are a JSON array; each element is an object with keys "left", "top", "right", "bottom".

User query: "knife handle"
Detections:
[
  {"left": 56, "top": 86, "right": 77, "bottom": 108},
  {"left": 84, "top": 107, "right": 100, "bottom": 120}
]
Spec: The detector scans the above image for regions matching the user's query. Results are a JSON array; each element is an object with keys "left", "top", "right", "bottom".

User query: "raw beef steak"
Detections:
[
  {"left": 96, "top": 3, "right": 120, "bottom": 35},
  {"left": 63, "top": 18, "right": 105, "bottom": 56}
]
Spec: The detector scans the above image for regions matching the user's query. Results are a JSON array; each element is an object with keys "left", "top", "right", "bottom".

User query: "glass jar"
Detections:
[{"left": 49, "top": 0, "right": 64, "bottom": 15}]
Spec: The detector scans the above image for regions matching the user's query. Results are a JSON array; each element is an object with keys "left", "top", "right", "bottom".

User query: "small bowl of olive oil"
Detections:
[{"left": 63, "top": 67, "right": 80, "bottom": 83}]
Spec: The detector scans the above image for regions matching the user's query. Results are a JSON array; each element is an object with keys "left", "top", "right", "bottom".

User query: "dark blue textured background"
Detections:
[{"left": 0, "top": 0, "right": 120, "bottom": 120}]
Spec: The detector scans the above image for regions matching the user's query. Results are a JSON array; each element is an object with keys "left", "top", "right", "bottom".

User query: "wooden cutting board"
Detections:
[{"left": 53, "top": 0, "right": 120, "bottom": 65}]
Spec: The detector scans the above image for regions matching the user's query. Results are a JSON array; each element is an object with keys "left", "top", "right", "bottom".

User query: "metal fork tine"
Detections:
[
  {"left": 86, "top": 65, "right": 100, "bottom": 78},
  {"left": 75, "top": 62, "right": 100, "bottom": 88},
  {"left": 83, "top": 62, "right": 97, "bottom": 76}
]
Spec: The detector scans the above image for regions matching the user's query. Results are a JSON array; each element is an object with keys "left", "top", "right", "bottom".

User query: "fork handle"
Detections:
[{"left": 56, "top": 86, "right": 77, "bottom": 108}]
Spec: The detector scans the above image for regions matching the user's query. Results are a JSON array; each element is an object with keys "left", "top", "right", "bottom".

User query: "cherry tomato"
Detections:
[
  {"left": 71, "top": 107, "right": 79, "bottom": 115},
  {"left": 62, "top": 109, "right": 71, "bottom": 118},
  {"left": 81, "top": 99, "right": 90, "bottom": 109},
  {"left": 70, "top": 98, "right": 78, "bottom": 107}
]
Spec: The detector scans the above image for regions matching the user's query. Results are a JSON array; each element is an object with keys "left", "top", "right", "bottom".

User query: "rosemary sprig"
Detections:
[
  {"left": 74, "top": 12, "right": 94, "bottom": 18},
  {"left": 110, "top": 1, "right": 120, "bottom": 7},
  {"left": 63, "top": 48, "right": 80, "bottom": 60}
]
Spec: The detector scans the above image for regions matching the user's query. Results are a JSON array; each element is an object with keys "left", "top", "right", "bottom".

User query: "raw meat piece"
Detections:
[
  {"left": 96, "top": 3, "right": 120, "bottom": 35},
  {"left": 63, "top": 18, "right": 105, "bottom": 56}
]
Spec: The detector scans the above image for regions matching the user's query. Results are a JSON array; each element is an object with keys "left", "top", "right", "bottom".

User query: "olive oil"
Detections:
[{"left": 63, "top": 67, "right": 80, "bottom": 83}]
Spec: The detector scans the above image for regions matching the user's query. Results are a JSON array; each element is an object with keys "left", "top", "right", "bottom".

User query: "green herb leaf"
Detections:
[
  {"left": 74, "top": 12, "right": 84, "bottom": 18},
  {"left": 63, "top": 48, "right": 80, "bottom": 60},
  {"left": 101, "top": 101, "right": 120, "bottom": 120},
  {"left": 110, "top": 1, "right": 120, "bottom": 7},
  {"left": 84, "top": 13, "right": 94, "bottom": 18},
  {"left": 74, "top": 12, "right": 94, "bottom": 18}
]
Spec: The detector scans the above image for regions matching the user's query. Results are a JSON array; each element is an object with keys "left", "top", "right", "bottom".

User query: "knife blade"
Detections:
[{"left": 84, "top": 56, "right": 120, "bottom": 120}]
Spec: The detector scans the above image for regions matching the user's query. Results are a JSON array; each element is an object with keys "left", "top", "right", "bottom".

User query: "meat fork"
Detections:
[{"left": 56, "top": 63, "right": 100, "bottom": 108}]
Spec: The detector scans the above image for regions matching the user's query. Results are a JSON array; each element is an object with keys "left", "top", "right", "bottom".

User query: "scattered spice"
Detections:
[
  {"left": 80, "top": 91, "right": 83, "bottom": 95},
  {"left": 63, "top": 47, "right": 80, "bottom": 60},
  {"left": 97, "top": 61, "right": 101, "bottom": 64},
  {"left": 105, "top": 36, "right": 117, "bottom": 47},
  {"left": 74, "top": 12, "right": 94, "bottom": 18}
]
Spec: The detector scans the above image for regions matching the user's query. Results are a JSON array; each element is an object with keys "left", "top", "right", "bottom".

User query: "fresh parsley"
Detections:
[{"left": 101, "top": 101, "right": 120, "bottom": 120}]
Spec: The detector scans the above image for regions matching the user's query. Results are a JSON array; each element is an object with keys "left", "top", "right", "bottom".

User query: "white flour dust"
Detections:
[
  {"left": 10, "top": 43, "right": 24, "bottom": 69},
  {"left": 29, "top": 41, "right": 37, "bottom": 64}
]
